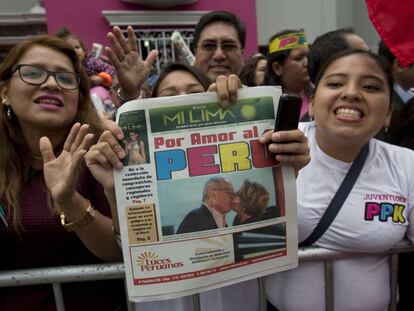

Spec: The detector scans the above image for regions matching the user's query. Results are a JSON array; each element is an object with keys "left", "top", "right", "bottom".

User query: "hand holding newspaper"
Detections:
[{"left": 114, "top": 86, "right": 298, "bottom": 302}]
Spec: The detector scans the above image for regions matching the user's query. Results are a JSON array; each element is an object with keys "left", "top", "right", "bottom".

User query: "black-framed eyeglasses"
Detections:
[
  {"left": 12, "top": 64, "right": 80, "bottom": 90},
  {"left": 197, "top": 41, "right": 241, "bottom": 54}
]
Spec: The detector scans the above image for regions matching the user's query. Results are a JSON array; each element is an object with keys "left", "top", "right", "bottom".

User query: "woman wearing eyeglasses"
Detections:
[{"left": 0, "top": 35, "right": 125, "bottom": 310}]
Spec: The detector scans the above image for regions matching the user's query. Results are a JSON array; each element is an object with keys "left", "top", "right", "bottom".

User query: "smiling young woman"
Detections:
[
  {"left": 266, "top": 49, "right": 414, "bottom": 311},
  {"left": 0, "top": 35, "right": 125, "bottom": 310},
  {"left": 309, "top": 51, "right": 392, "bottom": 162}
]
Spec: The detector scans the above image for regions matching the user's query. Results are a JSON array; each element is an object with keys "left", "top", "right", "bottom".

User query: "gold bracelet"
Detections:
[
  {"left": 116, "top": 87, "right": 138, "bottom": 104},
  {"left": 60, "top": 200, "right": 96, "bottom": 232}
]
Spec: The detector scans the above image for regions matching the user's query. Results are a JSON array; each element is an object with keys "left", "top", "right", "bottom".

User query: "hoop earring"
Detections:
[{"left": 6, "top": 106, "right": 11, "bottom": 120}]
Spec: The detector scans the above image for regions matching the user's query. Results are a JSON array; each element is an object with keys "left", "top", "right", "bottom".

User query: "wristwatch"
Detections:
[{"left": 60, "top": 201, "right": 96, "bottom": 232}]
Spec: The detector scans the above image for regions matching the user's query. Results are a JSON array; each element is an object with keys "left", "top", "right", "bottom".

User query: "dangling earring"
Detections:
[
  {"left": 309, "top": 115, "right": 313, "bottom": 121},
  {"left": 1, "top": 97, "right": 11, "bottom": 120},
  {"left": 6, "top": 106, "right": 11, "bottom": 120},
  {"left": 385, "top": 127, "right": 389, "bottom": 134}
]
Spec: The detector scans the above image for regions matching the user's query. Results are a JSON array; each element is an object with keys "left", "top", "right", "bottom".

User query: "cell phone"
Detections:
[{"left": 274, "top": 93, "right": 302, "bottom": 132}]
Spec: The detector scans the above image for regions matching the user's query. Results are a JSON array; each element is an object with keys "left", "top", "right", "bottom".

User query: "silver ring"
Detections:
[{"left": 119, "top": 54, "right": 125, "bottom": 61}]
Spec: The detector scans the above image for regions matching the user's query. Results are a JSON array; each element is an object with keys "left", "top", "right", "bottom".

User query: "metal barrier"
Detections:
[
  {"left": 1, "top": 242, "right": 413, "bottom": 311},
  {"left": 293, "top": 241, "right": 414, "bottom": 311}
]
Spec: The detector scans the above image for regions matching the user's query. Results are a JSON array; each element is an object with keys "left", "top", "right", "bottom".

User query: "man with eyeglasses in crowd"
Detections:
[
  {"left": 176, "top": 177, "right": 237, "bottom": 234},
  {"left": 191, "top": 11, "right": 246, "bottom": 83},
  {"left": 109, "top": 10, "right": 245, "bottom": 104}
]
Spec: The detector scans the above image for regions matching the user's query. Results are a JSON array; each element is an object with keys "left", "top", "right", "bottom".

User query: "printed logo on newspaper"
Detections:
[
  {"left": 149, "top": 96, "right": 275, "bottom": 133},
  {"left": 137, "top": 251, "right": 184, "bottom": 272}
]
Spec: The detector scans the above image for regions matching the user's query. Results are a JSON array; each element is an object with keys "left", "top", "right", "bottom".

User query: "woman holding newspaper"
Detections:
[
  {"left": 84, "top": 26, "right": 310, "bottom": 311},
  {"left": 263, "top": 49, "right": 414, "bottom": 311}
]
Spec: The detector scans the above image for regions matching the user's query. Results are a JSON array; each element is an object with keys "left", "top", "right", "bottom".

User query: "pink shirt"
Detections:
[{"left": 300, "top": 95, "right": 309, "bottom": 119}]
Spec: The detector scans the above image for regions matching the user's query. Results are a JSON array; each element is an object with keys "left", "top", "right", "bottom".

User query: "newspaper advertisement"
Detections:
[{"left": 114, "top": 86, "right": 298, "bottom": 302}]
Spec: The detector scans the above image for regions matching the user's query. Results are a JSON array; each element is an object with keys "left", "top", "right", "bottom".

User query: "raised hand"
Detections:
[
  {"left": 106, "top": 26, "right": 158, "bottom": 101},
  {"left": 207, "top": 74, "right": 242, "bottom": 109},
  {"left": 40, "top": 123, "right": 94, "bottom": 204}
]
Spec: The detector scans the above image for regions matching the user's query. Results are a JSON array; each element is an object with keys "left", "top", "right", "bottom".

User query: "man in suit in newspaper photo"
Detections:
[{"left": 176, "top": 177, "right": 236, "bottom": 234}]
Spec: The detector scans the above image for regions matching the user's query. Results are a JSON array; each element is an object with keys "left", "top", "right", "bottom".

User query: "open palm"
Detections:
[
  {"left": 40, "top": 123, "right": 94, "bottom": 204},
  {"left": 106, "top": 26, "right": 158, "bottom": 100}
]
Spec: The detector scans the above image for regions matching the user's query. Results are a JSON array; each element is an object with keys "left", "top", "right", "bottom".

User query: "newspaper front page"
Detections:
[{"left": 114, "top": 86, "right": 298, "bottom": 302}]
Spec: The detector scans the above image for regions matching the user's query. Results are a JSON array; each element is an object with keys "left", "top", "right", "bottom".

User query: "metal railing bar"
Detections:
[
  {"left": 192, "top": 293, "right": 201, "bottom": 311},
  {"left": 299, "top": 241, "right": 413, "bottom": 262},
  {"left": 0, "top": 263, "right": 125, "bottom": 287},
  {"left": 324, "top": 261, "right": 334, "bottom": 311},
  {"left": 258, "top": 277, "right": 267, "bottom": 311},
  {"left": 2, "top": 244, "right": 413, "bottom": 288},
  {"left": 389, "top": 253, "right": 399, "bottom": 311},
  {"left": 52, "top": 283, "right": 66, "bottom": 311},
  {"left": 2, "top": 245, "right": 413, "bottom": 288},
  {"left": 1, "top": 242, "right": 413, "bottom": 311}
]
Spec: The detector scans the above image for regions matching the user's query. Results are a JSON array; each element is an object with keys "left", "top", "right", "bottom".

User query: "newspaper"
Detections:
[{"left": 114, "top": 86, "right": 298, "bottom": 302}]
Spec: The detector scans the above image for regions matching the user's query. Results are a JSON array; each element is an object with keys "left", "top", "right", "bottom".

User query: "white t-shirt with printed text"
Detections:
[{"left": 266, "top": 122, "right": 414, "bottom": 311}]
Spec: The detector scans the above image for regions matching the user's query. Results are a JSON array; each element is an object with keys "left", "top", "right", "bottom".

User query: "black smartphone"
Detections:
[{"left": 274, "top": 93, "right": 302, "bottom": 132}]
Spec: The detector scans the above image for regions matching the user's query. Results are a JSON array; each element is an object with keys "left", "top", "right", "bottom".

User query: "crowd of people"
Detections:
[{"left": 1, "top": 8, "right": 414, "bottom": 311}]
